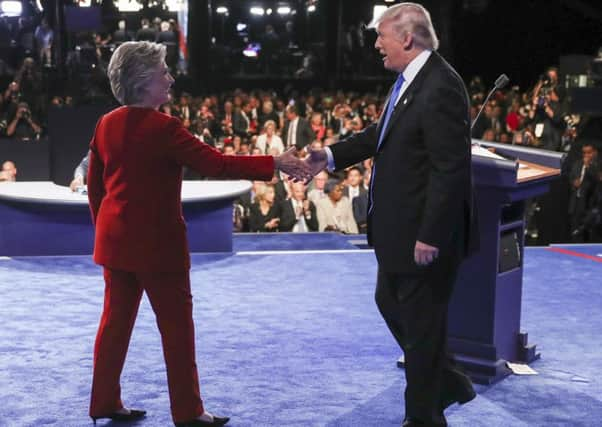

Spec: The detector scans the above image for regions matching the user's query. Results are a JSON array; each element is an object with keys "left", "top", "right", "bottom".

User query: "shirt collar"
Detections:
[{"left": 401, "top": 50, "right": 432, "bottom": 87}]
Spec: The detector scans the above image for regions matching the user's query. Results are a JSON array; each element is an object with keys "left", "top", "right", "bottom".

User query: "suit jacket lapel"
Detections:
[{"left": 377, "top": 52, "right": 441, "bottom": 151}]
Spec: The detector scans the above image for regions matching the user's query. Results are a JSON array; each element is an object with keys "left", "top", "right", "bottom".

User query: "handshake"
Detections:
[{"left": 273, "top": 147, "right": 329, "bottom": 183}]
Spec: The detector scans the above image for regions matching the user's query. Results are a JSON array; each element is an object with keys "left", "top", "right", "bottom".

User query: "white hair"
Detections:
[
  {"left": 107, "top": 41, "right": 166, "bottom": 105},
  {"left": 368, "top": 2, "right": 439, "bottom": 50}
]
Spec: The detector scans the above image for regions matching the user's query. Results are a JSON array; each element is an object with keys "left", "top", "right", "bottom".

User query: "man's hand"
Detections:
[
  {"left": 414, "top": 240, "right": 439, "bottom": 266},
  {"left": 304, "top": 148, "right": 328, "bottom": 180},
  {"left": 274, "top": 147, "right": 313, "bottom": 182}
]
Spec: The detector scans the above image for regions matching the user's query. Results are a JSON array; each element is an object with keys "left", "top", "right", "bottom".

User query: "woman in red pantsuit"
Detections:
[{"left": 87, "top": 41, "right": 309, "bottom": 427}]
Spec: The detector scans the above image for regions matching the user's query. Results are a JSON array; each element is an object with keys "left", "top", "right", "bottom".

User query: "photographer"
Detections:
[
  {"left": 525, "top": 70, "right": 566, "bottom": 151},
  {"left": 5, "top": 102, "right": 42, "bottom": 140}
]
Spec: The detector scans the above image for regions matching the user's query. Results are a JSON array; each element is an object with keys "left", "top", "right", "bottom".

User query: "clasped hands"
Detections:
[{"left": 273, "top": 147, "right": 327, "bottom": 183}]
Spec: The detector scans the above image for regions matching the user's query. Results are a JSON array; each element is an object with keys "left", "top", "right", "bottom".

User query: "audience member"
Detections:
[
  {"left": 282, "top": 104, "right": 314, "bottom": 150},
  {"left": 0, "top": 161, "right": 17, "bottom": 182},
  {"left": 279, "top": 182, "right": 319, "bottom": 232},
  {"left": 249, "top": 183, "right": 281, "bottom": 232},
  {"left": 316, "top": 179, "right": 358, "bottom": 234},
  {"left": 255, "top": 120, "right": 284, "bottom": 155}
]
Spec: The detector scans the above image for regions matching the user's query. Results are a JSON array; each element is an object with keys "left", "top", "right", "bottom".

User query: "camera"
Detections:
[{"left": 539, "top": 74, "right": 551, "bottom": 87}]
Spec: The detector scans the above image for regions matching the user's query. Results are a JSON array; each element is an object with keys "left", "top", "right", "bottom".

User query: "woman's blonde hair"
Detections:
[
  {"left": 255, "top": 183, "right": 275, "bottom": 202},
  {"left": 263, "top": 119, "right": 276, "bottom": 130},
  {"left": 107, "top": 41, "right": 166, "bottom": 105}
]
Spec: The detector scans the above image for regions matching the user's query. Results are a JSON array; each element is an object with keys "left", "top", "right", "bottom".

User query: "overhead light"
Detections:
[
  {"left": 216, "top": 6, "right": 228, "bottom": 14},
  {"left": 0, "top": 1, "right": 23, "bottom": 16},
  {"left": 79, "top": 0, "right": 92, "bottom": 6},
  {"left": 115, "top": 0, "right": 142, "bottom": 12},
  {"left": 307, "top": 5, "right": 316, "bottom": 12},
  {"left": 385, "top": 0, "right": 395, "bottom": 2},
  {"left": 35, "top": 0, "right": 43, "bottom": 11},
  {"left": 250, "top": 7, "right": 265, "bottom": 16},
  {"left": 277, "top": 6, "right": 291, "bottom": 15},
  {"left": 236, "top": 22, "right": 247, "bottom": 32},
  {"left": 266, "top": 8, "right": 272, "bottom": 15},
  {"left": 373, "top": 5, "right": 387, "bottom": 22}
]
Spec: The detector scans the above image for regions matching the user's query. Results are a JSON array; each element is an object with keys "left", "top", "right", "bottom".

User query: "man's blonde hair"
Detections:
[{"left": 368, "top": 2, "right": 439, "bottom": 50}]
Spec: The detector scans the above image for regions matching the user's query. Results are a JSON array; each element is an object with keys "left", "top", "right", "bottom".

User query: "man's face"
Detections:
[
  {"left": 374, "top": 19, "right": 409, "bottom": 73},
  {"left": 583, "top": 146, "right": 597, "bottom": 164},
  {"left": 348, "top": 169, "right": 361, "bottom": 187},
  {"left": 291, "top": 183, "right": 306, "bottom": 201},
  {"left": 314, "top": 172, "right": 327, "bottom": 190},
  {"left": 2, "top": 162, "right": 16, "bottom": 179}
]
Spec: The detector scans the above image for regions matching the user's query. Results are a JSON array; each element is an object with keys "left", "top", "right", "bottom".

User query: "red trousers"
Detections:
[{"left": 89, "top": 268, "right": 204, "bottom": 423}]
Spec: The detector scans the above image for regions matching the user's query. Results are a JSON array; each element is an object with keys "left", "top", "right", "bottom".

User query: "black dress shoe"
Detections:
[
  {"left": 402, "top": 418, "right": 447, "bottom": 427},
  {"left": 174, "top": 415, "right": 230, "bottom": 427},
  {"left": 440, "top": 372, "right": 476, "bottom": 410},
  {"left": 402, "top": 418, "right": 429, "bottom": 426},
  {"left": 91, "top": 408, "right": 146, "bottom": 424}
]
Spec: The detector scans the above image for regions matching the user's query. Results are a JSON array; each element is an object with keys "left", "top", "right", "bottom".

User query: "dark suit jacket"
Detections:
[
  {"left": 352, "top": 191, "right": 369, "bottom": 234},
  {"left": 282, "top": 117, "right": 314, "bottom": 149},
  {"left": 87, "top": 106, "right": 274, "bottom": 272},
  {"left": 248, "top": 202, "right": 282, "bottom": 232},
  {"left": 329, "top": 52, "right": 478, "bottom": 280},
  {"left": 279, "top": 199, "right": 319, "bottom": 232},
  {"left": 232, "top": 110, "right": 250, "bottom": 137}
]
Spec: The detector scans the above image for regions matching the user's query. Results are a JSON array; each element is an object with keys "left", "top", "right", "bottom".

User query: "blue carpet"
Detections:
[
  {"left": 232, "top": 232, "right": 358, "bottom": 252},
  {"left": 0, "top": 239, "right": 601, "bottom": 427}
]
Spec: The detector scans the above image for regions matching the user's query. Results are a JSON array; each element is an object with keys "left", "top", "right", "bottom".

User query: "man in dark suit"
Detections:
[
  {"left": 306, "top": 3, "right": 478, "bottom": 426},
  {"left": 279, "top": 182, "right": 319, "bottom": 232},
  {"left": 281, "top": 104, "right": 314, "bottom": 150}
]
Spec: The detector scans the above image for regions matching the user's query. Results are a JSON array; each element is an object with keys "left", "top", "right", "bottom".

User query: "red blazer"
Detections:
[{"left": 87, "top": 106, "right": 274, "bottom": 272}]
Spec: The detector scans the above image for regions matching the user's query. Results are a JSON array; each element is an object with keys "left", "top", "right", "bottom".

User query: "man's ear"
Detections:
[{"left": 402, "top": 32, "right": 413, "bottom": 51}]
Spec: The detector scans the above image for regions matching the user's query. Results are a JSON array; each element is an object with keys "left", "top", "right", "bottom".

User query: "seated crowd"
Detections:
[{"left": 1, "top": 55, "right": 601, "bottom": 239}]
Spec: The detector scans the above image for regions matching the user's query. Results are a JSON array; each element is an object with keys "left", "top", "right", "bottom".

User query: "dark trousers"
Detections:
[
  {"left": 89, "top": 268, "right": 204, "bottom": 423},
  {"left": 375, "top": 267, "right": 461, "bottom": 427}
]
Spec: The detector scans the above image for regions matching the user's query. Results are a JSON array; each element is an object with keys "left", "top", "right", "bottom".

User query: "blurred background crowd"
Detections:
[{"left": 1, "top": 0, "right": 602, "bottom": 243}]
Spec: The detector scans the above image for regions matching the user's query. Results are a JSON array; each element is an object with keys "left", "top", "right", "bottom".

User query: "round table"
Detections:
[{"left": 0, "top": 181, "right": 251, "bottom": 256}]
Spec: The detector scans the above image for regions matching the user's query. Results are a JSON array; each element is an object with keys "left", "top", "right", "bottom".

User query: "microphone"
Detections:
[{"left": 471, "top": 73, "right": 510, "bottom": 132}]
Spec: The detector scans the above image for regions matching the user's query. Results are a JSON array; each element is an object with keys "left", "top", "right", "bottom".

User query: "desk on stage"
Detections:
[
  {"left": 448, "top": 143, "right": 563, "bottom": 384},
  {"left": 0, "top": 180, "right": 251, "bottom": 256},
  {"left": 395, "top": 143, "right": 564, "bottom": 384}
]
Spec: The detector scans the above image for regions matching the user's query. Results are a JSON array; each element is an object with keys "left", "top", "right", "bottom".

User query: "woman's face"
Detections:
[
  {"left": 264, "top": 187, "right": 275, "bottom": 203},
  {"left": 329, "top": 184, "right": 344, "bottom": 202},
  {"left": 145, "top": 61, "right": 174, "bottom": 108},
  {"left": 266, "top": 123, "right": 274, "bottom": 135}
]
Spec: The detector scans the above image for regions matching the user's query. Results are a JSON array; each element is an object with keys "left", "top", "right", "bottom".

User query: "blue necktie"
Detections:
[
  {"left": 369, "top": 73, "right": 405, "bottom": 214},
  {"left": 377, "top": 73, "right": 405, "bottom": 150}
]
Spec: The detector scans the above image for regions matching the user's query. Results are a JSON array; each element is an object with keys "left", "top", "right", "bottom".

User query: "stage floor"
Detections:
[{"left": 0, "top": 235, "right": 600, "bottom": 426}]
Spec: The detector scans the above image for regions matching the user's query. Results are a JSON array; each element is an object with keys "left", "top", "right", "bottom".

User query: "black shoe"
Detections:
[
  {"left": 91, "top": 408, "right": 146, "bottom": 424},
  {"left": 402, "top": 417, "right": 447, "bottom": 427},
  {"left": 440, "top": 370, "right": 476, "bottom": 410},
  {"left": 175, "top": 415, "right": 230, "bottom": 427}
]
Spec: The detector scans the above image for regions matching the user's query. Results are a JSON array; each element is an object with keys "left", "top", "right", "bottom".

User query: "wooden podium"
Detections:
[{"left": 398, "top": 142, "right": 564, "bottom": 385}]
